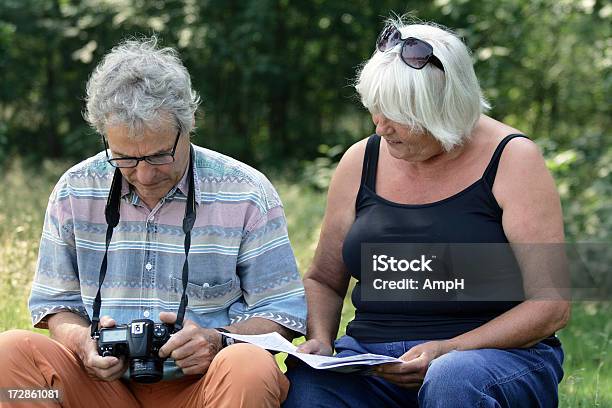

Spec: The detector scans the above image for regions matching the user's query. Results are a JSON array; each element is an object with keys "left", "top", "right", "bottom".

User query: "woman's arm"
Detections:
[
  {"left": 297, "top": 140, "right": 367, "bottom": 355},
  {"left": 446, "top": 137, "right": 570, "bottom": 351}
]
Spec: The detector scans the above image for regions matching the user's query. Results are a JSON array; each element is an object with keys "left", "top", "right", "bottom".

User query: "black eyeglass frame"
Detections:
[
  {"left": 102, "top": 129, "right": 181, "bottom": 168},
  {"left": 376, "top": 25, "right": 445, "bottom": 72}
]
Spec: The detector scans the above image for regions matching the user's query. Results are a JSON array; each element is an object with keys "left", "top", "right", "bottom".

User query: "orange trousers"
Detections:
[{"left": 0, "top": 330, "right": 289, "bottom": 408}]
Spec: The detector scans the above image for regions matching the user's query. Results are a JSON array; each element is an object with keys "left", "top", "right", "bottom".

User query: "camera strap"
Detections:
[{"left": 91, "top": 145, "right": 196, "bottom": 338}]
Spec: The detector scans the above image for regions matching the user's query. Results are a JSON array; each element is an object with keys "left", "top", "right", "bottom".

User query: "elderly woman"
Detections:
[{"left": 283, "top": 19, "right": 569, "bottom": 408}]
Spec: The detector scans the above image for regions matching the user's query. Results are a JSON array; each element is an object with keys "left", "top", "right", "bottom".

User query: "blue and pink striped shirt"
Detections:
[{"left": 29, "top": 144, "right": 306, "bottom": 378}]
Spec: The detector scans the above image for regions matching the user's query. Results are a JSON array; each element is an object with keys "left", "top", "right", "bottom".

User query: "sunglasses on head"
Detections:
[{"left": 376, "top": 25, "right": 445, "bottom": 72}]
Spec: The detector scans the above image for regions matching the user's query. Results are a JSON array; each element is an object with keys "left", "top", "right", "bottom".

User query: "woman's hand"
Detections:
[
  {"left": 295, "top": 339, "right": 334, "bottom": 356},
  {"left": 373, "top": 340, "right": 453, "bottom": 389}
]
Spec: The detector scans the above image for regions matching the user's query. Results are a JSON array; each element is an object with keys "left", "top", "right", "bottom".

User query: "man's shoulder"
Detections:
[
  {"left": 51, "top": 151, "right": 114, "bottom": 200},
  {"left": 193, "top": 145, "right": 281, "bottom": 209},
  {"left": 193, "top": 145, "right": 266, "bottom": 185},
  {"left": 62, "top": 151, "right": 113, "bottom": 180}
]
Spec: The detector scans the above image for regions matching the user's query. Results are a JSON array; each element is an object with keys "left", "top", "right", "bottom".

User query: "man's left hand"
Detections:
[
  {"left": 158, "top": 312, "right": 223, "bottom": 376},
  {"left": 373, "top": 340, "right": 454, "bottom": 389}
]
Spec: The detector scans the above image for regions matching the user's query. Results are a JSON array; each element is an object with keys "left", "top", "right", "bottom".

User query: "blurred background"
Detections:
[
  {"left": 0, "top": 0, "right": 610, "bottom": 406},
  {"left": 0, "top": 0, "right": 610, "bottom": 242}
]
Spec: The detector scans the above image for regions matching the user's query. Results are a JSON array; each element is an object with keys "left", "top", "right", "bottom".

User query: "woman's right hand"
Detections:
[{"left": 295, "top": 339, "right": 334, "bottom": 356}]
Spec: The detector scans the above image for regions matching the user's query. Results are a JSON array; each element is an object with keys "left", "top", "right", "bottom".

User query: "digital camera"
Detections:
[{"left": 97, "top": 319, "right": 177, "bottom": 383}]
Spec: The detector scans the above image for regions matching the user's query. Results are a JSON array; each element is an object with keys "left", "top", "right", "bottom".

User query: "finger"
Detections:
[
  {"left": 159, "top": 312, "right": 177, "bottom": 324},
  {"left": 399, "top": 349, "right": 421, "bottom": 362},
  {"left": 92, "top": 365, "right": 126, "bottom": 382},
  {"left": 377, "top": 358, "right": 424, "bottom": 375},
  {"left": 96, "top": 358, "right": 128, "bottom": 381},
  {"left": 158, "top": 330, "right": 191, "bottom": 358},
  {"left": 174, "top": 353, "right": 203, "bottom": 369},
  {"left": 89, "top": 354, "right": 121, "bottom": 370},
  {"left": 296, "top": 341, "right": 318, "bottom": 354},
  {"left": 181, "top": 362, "right": 210, "bottom": 376},
  {"left": 99, "top": 315, "right": 116, "bottom": 328},
  {"left": 374, "top": 371, "right": 422, "bottom": 383},
  {"left": 169, "top": 340, "right": 199, "bottom": 361},
  {"left": 374, "top": 373, "right": 423, "bottom": 388},
  {"left": 375, "top": 362, "right": 408, "bottom": 375}
]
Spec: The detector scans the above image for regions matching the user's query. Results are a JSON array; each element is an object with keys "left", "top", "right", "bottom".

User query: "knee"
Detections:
[
  {"left": 210, "top": 343, "right": 281, "bottom": 385},
  {"left": 419, "top": 351, "right": 488, "bottom": 404},
  {"left": 0, "top": 330, "right": 48, "bottom": 370},
  {"left": 0, "top": 330, "right": 41, "bottom": 359}
]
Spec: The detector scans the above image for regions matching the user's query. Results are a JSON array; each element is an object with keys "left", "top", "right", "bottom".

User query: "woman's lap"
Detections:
[{"left": 283, "top": 336, "right": 563, "bottom": 408}]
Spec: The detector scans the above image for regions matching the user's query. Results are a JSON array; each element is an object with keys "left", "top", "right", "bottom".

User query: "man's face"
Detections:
[{"left": 105, "top": 120, "right": 191, "bottom": 208}]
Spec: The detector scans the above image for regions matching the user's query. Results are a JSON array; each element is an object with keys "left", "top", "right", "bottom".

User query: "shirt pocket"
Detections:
[{"left": 170, "top": 276, "right": 242, "bottom": 312}]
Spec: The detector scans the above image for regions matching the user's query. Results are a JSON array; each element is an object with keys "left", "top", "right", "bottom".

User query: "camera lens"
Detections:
[{"left": 130, "top": 358, "right": 164, "bottom": 383}]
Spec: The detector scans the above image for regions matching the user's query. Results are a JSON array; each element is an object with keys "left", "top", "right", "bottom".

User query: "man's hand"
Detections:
[
  {"left": 373, "top": 340, "right": 453, "bottom": 389},
  {"left": 157, "top": 312, "right": 222, "bottom": 376},
  {"left": 78, "top": 316, "right": 128, "bottom": 382}
]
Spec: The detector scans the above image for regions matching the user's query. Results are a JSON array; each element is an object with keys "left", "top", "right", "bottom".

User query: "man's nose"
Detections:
[{"left": 133, "top": 161, "right": 157, "bottom": 185}]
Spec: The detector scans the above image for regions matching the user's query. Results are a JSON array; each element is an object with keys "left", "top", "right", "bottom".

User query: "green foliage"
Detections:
[
  {"left": 11, "top": 0, "right": 605, "bottom": 236},
  {"left": 300, "top": 144, "right": 344, "bottom": 190}
]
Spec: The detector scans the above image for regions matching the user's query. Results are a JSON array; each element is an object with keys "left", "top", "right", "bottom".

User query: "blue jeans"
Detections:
[{"left": 283, "top": 335, "right": 564, "bottom": 408}]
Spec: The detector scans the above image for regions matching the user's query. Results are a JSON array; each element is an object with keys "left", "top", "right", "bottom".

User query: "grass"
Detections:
[{"left": 0, "top": 160, "right": 610, "bottom": 406}]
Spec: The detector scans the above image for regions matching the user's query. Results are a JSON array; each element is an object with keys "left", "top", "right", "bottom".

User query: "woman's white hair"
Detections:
[
  {"left": 84, "top": 36, "right": 200, "bottom": 138},
  {"left": 355, "top": 18, "right": 490, "bottom": 151}
]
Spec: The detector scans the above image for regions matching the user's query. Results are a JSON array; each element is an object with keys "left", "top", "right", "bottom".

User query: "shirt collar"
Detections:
[{"left": 119, "top": 144, "right": 201, "bottom": 205}]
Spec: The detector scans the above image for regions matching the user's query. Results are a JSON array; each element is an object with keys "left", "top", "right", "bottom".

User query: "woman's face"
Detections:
[{"left": 372, "top": 114, "right": 444, "bottom": 162}]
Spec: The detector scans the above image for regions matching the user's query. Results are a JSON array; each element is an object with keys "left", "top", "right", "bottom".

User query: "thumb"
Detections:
[
  {"left": 400, "top": 347, "right": 423, "bottom": 362},
  {"left": 99, "top": 315, "right": 116, "bottom": 328},
  {"left": 159, "top": 312, "right": 177, "bottom": 324},
  {"left": 295, "top": 340, "right": 316, "bottom": 354},
  {"left": 296, "top": 340, "right": 326, "bottom": 355}
]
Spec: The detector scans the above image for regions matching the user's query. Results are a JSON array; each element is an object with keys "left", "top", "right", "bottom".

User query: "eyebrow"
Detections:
[{"left": 113, "top": 145, "right": 173, "bottom": 158}]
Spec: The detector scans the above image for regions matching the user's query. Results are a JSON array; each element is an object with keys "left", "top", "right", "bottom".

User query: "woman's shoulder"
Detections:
[
  {"left": 326, "top": 137, "right": 371, "bottom": 203},
  {"left": 475, "top": 116, "right": 541, "bottom": 160},
  {"left": 477, "top": 117, "right": 553, "bottom": 206},
  {"left": 333, "top": 137, "right": 370, "bottom": 178}
]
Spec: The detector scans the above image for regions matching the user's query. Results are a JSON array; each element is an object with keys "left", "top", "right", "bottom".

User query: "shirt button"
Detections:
[
  {"left": 203, "top": 283, "right": 210, "bottom": 288},
  {"left": 143, "top": 310, "right": 150, "bottom": 318},
  {"left": 145, "top": 263, "right": 153, "bottom": 271}
]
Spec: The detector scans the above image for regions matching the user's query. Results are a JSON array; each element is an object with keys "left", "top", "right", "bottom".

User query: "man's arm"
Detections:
[
  {"left": 47, "top": 312, "right": 90, "bottom": 355},
  {"left": 218, "top": 317, "right": 296, "bottom": 341}
]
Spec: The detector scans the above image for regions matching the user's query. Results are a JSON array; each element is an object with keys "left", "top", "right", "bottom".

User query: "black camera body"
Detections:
[{"left": 97, "top": 319, "right": 177, "bottom": 383}]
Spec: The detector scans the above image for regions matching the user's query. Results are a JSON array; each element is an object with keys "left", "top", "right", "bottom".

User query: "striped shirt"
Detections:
[{"left": 29, "top": 144, "right": 306, "bottom": 379}]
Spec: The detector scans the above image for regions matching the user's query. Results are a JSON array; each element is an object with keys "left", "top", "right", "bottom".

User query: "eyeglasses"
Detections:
[
  {"left": 376, "top": 25, "right": 445, "bottom": 72},
  {"left": 103, "top": 130, "right": 181, "bottom": 168}
]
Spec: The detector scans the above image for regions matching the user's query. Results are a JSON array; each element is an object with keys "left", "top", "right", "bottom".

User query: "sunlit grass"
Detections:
[{"left": 0, "top": 160, "right": 609, "bottom": 406}]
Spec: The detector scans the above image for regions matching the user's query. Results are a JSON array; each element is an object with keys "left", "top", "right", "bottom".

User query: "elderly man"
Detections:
[{"left": 0, "top": 37, "right": 306, "bottom": 407}]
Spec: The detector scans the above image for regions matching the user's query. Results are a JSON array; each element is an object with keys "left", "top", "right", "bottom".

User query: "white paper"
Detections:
[{"left": 220, "top": 332, "right": 402, "bottom": 373}]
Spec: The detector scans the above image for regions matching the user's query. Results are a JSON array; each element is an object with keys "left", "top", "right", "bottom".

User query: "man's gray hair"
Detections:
[
  {"left": 356, "top": 18, "right": 490, "bottom": 151},
  {"left": 84, "top": 36, "right": 200, "bottom": 138}
]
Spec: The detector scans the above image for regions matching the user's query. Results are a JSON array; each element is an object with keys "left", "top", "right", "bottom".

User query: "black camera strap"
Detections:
[{"left": 91, "top": 146, "right": 196, "bottom": 338}]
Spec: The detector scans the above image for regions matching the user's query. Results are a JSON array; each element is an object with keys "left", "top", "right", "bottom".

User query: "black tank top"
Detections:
[{"left": 343, "top": 133, "right": 527, "bottom": 342}]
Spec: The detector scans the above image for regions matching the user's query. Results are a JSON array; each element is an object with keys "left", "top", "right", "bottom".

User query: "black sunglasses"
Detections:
[
  {"left": 103, "top": 130, "right": 181, "bottom": 168},
  {"left": 376, "top": 25, "right": 445, "bottom": 72}
]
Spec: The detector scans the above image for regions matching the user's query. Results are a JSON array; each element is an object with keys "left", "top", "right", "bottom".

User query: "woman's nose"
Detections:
[{"left": 375, "top": 117, "right": 393, "bottom": 136}]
